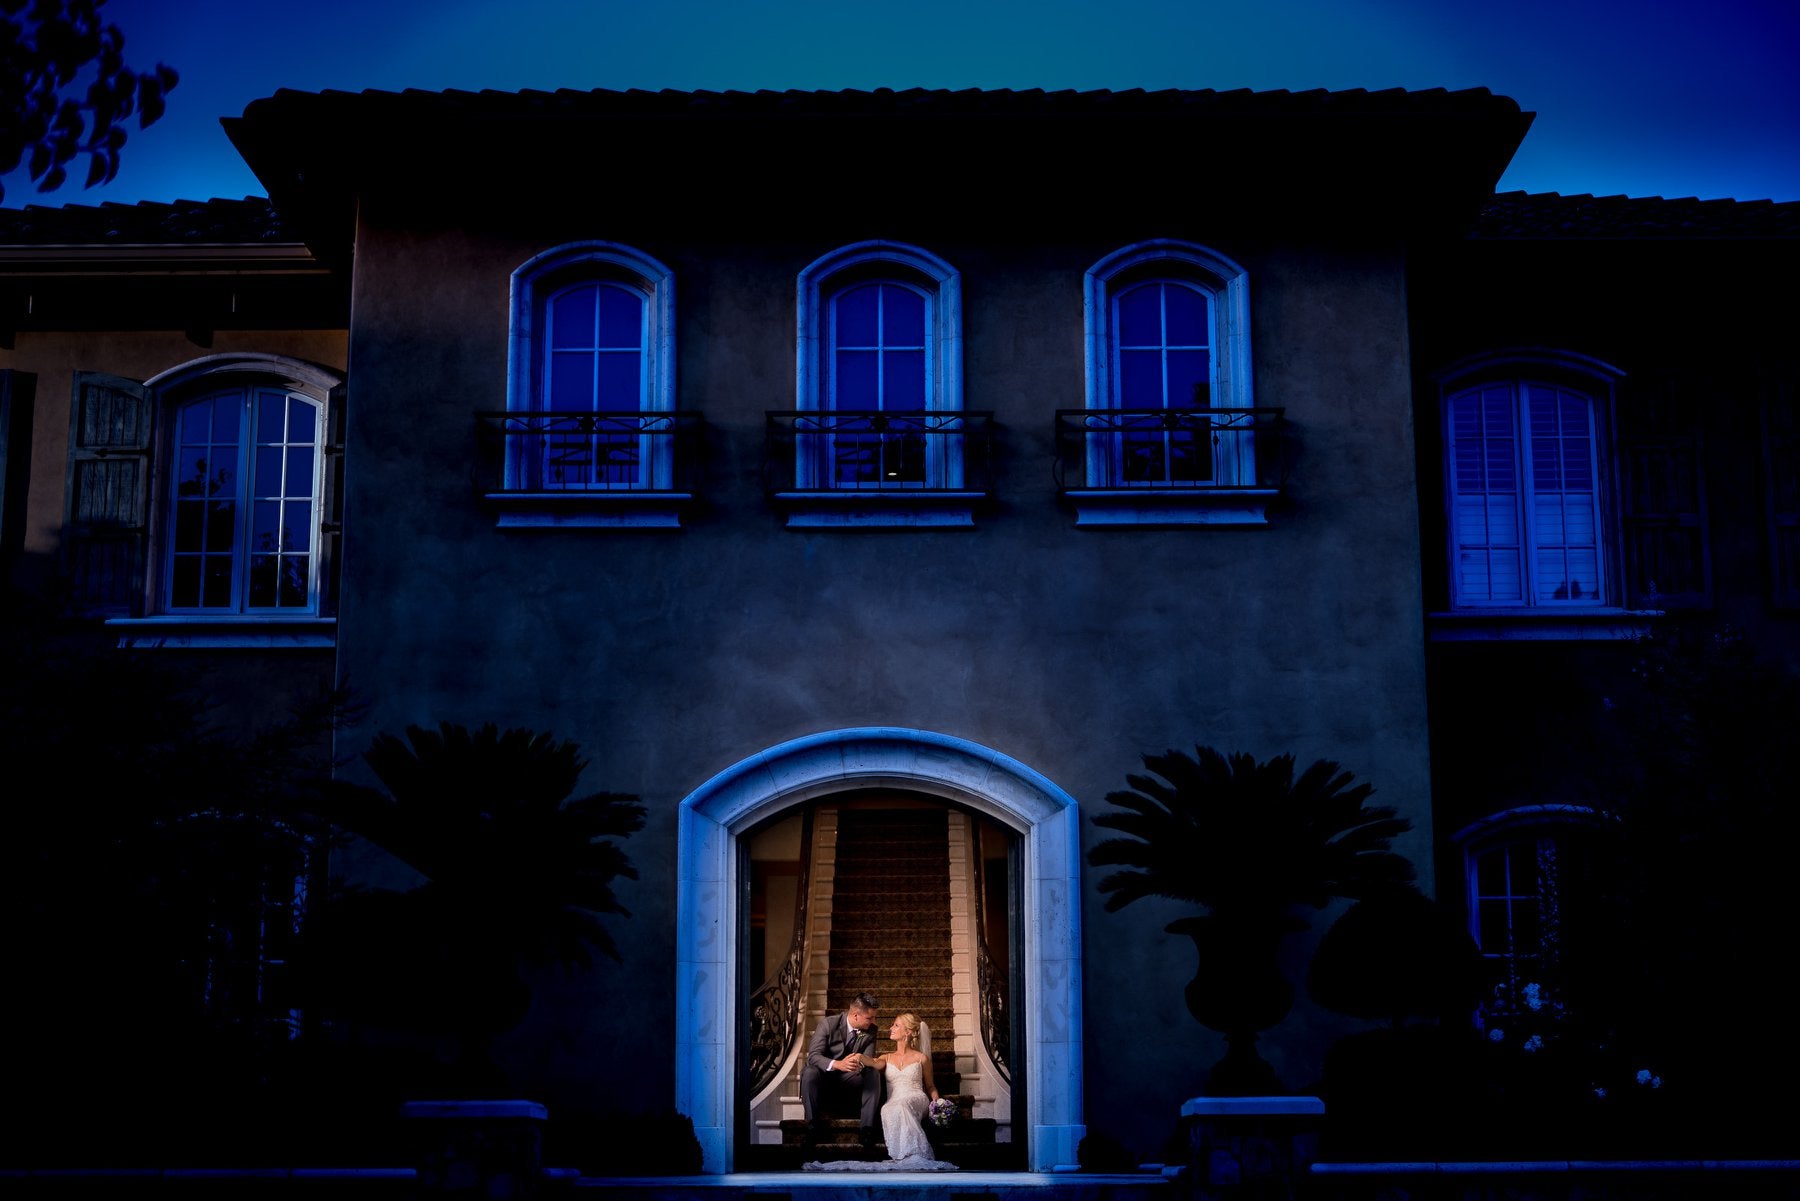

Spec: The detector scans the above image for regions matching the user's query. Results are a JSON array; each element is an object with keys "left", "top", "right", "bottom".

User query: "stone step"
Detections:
[
  {"left": 739, "top": 1140, "right": 1027, "bottom": 1173},
  {"left": 778, "top": 1112, "right": 998, "bottom": 1150}
]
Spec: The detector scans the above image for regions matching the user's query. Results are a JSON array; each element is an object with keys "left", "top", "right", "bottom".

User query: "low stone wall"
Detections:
[{"left": 1305, "top": 1160, "right": 1800, "bottom": 1201}]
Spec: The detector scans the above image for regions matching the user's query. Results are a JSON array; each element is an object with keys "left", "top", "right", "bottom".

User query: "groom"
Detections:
[{"left": 800, "top": 991, "right": 882, "bottom": 1149}]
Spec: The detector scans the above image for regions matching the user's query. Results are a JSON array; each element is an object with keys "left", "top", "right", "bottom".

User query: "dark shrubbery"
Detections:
[
  {"left": 545, "top": 1110, "right": 703, "bottom": 1176},
  {"left": 1077, "top": 1129, "right": 1136, "bottom": 1172}
]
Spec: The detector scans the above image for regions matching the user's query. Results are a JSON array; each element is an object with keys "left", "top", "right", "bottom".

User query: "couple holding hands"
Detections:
[{"left": 800, "top": 991, "right": 956, "bottom": 1170}]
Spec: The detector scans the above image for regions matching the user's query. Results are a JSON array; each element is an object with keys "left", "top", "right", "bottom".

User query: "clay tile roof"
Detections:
[
  {"left": 1475, "top": 191, "right": 1800, "bottom": 238},
  {"left": 0, "top": 196, "right": 297, "bottom": 245},
  {"left": 235, "top": 82, "right": 1524, "bottom": 121}
]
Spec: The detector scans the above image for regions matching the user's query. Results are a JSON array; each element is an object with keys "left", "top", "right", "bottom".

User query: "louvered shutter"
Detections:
[
  {"left": 1, "top": 370, "right": 36, "bottom": 564},
  {"left": 62, "top": 372, "right": 155, "bottom": 617},
  {"left": 1764, "top": 376, "right": 1800, "bottom": 608},
  {"left": 1619, "top": 375, "right": 1710, "bottom": 610},
  {"left": 317, "top": 381, "right": 346, "bottom": 617}
]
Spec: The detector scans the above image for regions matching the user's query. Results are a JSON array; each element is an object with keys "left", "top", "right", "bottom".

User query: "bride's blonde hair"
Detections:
[{"left": 894, "top": 1012, "right": 921, "bottom": 1041}]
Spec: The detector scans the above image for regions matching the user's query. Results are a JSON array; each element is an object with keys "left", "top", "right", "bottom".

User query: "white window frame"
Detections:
[
  {"left": 102, "top": 353, "right": 342, "bottom": 649},
  {"left": 162, "top": 384, "right": 325, "bottom": 618},
  {"left": 786, "top": 241, "right": 973, "bottom": 527},
  {"left": 1075, "top": 240, "right": 1266, "bottom": 526},
  {"left": 539, "top": 277, "right": 655, "bottom": 490},
  {"left": 1453, "top": 805, "right": 1618, "bottom": 1033},
  {"left": 500, "top": 241, "right": 682, "bottom": 528},
  {"left": 823, "top": 278, "right": 937, "bottom": 489},
  {"left": 1431, "top": 351, "right": 1656, "bottom": 640}
]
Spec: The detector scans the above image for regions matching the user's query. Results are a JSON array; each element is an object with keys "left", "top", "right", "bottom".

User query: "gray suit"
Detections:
[{"left": 799, "top": 1011, "right": 882, "bottom": 1130}]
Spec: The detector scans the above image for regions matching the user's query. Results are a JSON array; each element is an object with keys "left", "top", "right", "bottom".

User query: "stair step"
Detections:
[
  {"left": 741, "top": 1143, "right": 1028, "bottom": 1172},
  {"left": 778, "top": 1113, "right": 996, "bottom": 1149},
  {"left": 811, "top": 806, "right": 974, "bottom": 1119}
]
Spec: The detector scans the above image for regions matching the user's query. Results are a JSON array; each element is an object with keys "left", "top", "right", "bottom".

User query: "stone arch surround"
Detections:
[{"left": 676, "top": 727, "right": 1086, "bottom": 1173}]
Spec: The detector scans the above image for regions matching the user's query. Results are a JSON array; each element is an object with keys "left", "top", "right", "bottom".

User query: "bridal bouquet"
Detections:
[{"left": 927, "top": 1097, "right": 957, "bottom": 1128}]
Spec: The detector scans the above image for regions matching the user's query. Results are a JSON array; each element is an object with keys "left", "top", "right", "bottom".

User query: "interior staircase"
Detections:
[{"left": 747, "top": 805, "right": 1014, "bottom": 1170}]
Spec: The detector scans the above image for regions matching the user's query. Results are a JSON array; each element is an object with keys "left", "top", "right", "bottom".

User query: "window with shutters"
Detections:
[
  {"left": 1764, "top": 377, "right": 1800, "bottom": 609},
  {"left": 1447, "top": 375, "right": 1607, "bottom": 607},
  {"left": 1617, "top": 374, "right": 1710, "bottom": 609},
  {"left": 1425, "top": 347, "right": 1692, "bottom": 637},
  {"left": 63, "top": 356, "right": 343, "bottom": 645},
  {"left": 1, "top": 370, "right": 36, "bottom": 567},
  {"left": 1432, "top": 350, "right": 1684, "bottom": 638}
]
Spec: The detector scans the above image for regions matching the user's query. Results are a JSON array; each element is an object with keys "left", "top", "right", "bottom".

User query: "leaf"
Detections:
[
  {"left": 1086, "top": 744, "right": 1414, "bottom": 927},
  {"left": 137, "top": 76, "right": 163, "bottom": 125}
]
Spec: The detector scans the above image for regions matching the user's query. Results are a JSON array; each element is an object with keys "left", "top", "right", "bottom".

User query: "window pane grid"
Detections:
[
  {"left": 1473, "top": 841, "right": 1548, "bottom": 1018},
  {"left": 167, "top": 388, "right": 320, "bottom": 615},
  {"left": 170, "top": 393, "right": 242, "bottom": 610},
  {"left": 542, "top": 281, "right": 650, "bottom": 488},
  {"left": 1449, "top": 379, "right": 1605, "bottom": 607},
  {"left": 1112, "top": 281, "right": 1216, "bottom": 484},
  {"left": 828, "top": 282, "right": 931, "bottom": 486},
  {"left": 247, "top": 391, "right": 316, "bottom": 610}
]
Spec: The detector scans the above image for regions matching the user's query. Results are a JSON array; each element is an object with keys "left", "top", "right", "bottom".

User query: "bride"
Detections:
[{"left": 804, "top": 1012, "right": 957, "bottom": 1171}]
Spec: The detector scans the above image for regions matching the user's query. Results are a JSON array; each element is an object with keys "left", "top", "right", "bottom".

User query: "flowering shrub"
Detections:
[
  {"left": 927, "top": 1097, "right": 958, "bottom": 1128},
  {"left": 1476, "top": 978, "right": 1675, "bottom": 1155}
]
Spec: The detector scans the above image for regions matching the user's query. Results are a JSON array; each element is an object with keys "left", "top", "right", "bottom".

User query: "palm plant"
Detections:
[
  {"left": 307, "top": 721, "right": 645, "bottom": 1085},
  {"left": 1089, "top": 746, "right": 1415, "bottom": 1093}
]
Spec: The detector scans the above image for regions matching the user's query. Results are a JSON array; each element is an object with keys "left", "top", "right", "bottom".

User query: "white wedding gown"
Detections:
[{"left": 803, "top": 1060, "right": 958, "bottom": 1171}]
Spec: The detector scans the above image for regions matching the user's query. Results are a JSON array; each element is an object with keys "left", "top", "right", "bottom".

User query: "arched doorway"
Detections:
[
  {"left": 675, "top": 728, "right": 1085, "bottom": 1173},
  {"left": 740, "top": 794, "right": 1017, "bottom": 1167}
]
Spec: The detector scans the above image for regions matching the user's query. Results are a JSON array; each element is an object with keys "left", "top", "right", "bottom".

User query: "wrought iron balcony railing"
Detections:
[
  {"left": 476, "top": 410, "right": 704, "bottom": 496},
  {"left": 1053, "top": 407, "right": 1288, "bottom": 493},
  {"left": 765, "top": 410, "right": 995, "bottom": 497}
]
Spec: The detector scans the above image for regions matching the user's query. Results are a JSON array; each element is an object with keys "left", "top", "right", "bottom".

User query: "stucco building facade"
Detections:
[{"left": 4, "top": 86, "right": 1795, "bottom": 1171}]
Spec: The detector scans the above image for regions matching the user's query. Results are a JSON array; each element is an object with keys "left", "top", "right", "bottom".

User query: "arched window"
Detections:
[
  {"left": 165, "top": 384, "right": 323, "bottom": 614},
  {"left": 499, "top": 243, "right": 685, "bottom": 525},
  {"left": 824, "top": 279, "right": 932, "bottom": 485},
  {"left": 62, "top": 354, "right": 343, "bottom": 643},
  {"left": 1438, "top": 352, "right": 1624, "bottom": 610},
  {"left": 1454, "top": 806, "right": 1619, "bottom": 1035},
  {"left": 1069, "top": 240, "right": 1271, "bottom": 525},
  {"left": 1111, "top": 277, "right": 1216, "bottom": 483},
  {"left": 546, "top": 279, "right": 649, "bottom": 416},
  {"left": 779, "top": 241, "right": 979, "bottom": 526}
]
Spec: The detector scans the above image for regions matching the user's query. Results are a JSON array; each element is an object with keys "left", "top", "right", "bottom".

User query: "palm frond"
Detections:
[{"left": 1087, "top": 744, "right": 1415, "bottom": 927}]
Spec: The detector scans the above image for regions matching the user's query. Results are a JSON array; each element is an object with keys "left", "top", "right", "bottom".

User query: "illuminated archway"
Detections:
[{"left": 675, "top": 727, "right": 1085, "bottom": 1172}]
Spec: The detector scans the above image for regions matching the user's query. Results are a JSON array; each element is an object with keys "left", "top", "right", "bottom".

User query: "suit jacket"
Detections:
[{"left": 805, "top": 1011, "right": 872, "bottom": 1075}]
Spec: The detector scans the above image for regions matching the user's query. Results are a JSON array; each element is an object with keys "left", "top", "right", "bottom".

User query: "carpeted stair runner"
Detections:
[
  {"left": 769, "top": 806, "right": 1004, "bottom": 1168},
  {"left": 829, "top": 807, "right": 958, "bottom": 1096}
]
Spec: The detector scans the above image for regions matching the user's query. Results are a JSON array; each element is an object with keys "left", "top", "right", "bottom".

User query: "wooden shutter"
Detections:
[
  {"left": 316, "top": 380, "right": 346, "bottom": 618},
  {"left": 62, "top": 372, "right": 155, "bottom": 617},
  {"left": 1, "top": 370, "right": 36, "bottom": 566},
  {"left": 1764, "top": 375, "right": 1800, "bottom": 608},
  {"left": 1618, "top": 374, "right": 1710, "bottom": 610}
]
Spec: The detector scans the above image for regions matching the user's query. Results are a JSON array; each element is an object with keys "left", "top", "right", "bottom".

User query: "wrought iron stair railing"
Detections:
[
  {"left": 746, "top": 809, "right": 813, "bottom": 1098},
  {"left": 973, "top": 843, "right": 1010, "bottom": 1085}
]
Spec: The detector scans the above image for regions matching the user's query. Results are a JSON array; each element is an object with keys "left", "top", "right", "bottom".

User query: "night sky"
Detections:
[{"left": 5, "top": 0, "right": 1799, "bottom": 208}]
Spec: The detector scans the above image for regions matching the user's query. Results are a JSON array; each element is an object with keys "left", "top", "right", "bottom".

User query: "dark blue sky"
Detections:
[{"left": 7, "top": 0, "right": 1798, "bottom": 208}]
